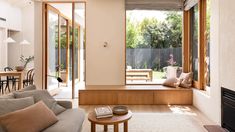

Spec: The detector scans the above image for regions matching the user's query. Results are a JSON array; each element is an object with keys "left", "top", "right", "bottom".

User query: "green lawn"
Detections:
[{"left": 153, "top": 71, "right": 166, "bottom": 79}]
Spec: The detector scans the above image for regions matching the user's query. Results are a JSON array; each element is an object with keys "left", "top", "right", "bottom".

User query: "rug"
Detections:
[
  {"left": 82, "top": 113, "right": 207, "bottom": 132},
  {"left": 204, "top": 125, "right": 227, "bottom": 132}
]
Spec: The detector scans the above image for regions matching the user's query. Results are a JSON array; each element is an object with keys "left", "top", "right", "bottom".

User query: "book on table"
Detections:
[{"left": 95, "top": 106, "right": 113, "bottom": 119}]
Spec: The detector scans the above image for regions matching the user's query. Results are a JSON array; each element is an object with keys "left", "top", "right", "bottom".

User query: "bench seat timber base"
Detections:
[{"left": 79, "top": 85, "right": 192, "bottom": 105}]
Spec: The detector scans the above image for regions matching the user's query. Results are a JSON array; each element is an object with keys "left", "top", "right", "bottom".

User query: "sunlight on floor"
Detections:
[
  {"left": 53, "top": 81, "right": 85, "bottom": 99},
  {"left": 168, "top": 105, "right": 197, "bottom": 116}
]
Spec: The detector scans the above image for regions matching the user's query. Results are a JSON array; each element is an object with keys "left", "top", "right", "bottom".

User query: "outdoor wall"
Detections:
[
  {"left": 86, "top": 0, "right": 125, "bottom": 85},
  {"left": 193, "top": 0, "right": 235, "bottom": 125}
]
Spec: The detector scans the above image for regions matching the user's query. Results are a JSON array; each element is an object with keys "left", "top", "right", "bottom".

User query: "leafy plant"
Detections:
[
  {"left": 20, "top": 55, "right": 34, "bottom": 68},
  {"left": 166, "top": 54, "right": 177, "bottom": 66}
]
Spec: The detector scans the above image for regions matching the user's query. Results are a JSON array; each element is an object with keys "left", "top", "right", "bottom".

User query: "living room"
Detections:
[{"left": 0, "top": 0, "right": 235, "bottom": 132}]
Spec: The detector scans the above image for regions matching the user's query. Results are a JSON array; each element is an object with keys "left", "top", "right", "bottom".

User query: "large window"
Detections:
[
  {"left": 205, "top": 0, "right": 211, "bottom": 86},
  {"left": 186, "top": 0, "right": 210, "bottom": 89},
  {"left": 126, "top": 10, "right": 183, "bottom": 84},
  {"left": 191, "top": 4, "right": 199, "bottom": 81}
]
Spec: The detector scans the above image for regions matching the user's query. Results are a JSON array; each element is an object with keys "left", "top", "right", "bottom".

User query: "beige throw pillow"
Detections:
[
  {"left": 0, "top": 101, "right": 58, "bottom": 132},
  {"left": 179, "top": 72, "right": 193, "bottom": 88},
  {"left": 163, "top": 77, "right": 181, "bottom": 88},
  {"left": 13, "top": 90, "right": 66, "bottom": 115}
]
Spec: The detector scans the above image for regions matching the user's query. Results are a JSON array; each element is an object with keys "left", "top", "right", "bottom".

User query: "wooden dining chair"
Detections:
[
  {"left": 0, "top": 77, "right": 7, "bottom": 94},
  {"left": 23, "top": 68, "right": 35, "bottom": 88},
  {"left": 4, "top": 67, "right": 19, "bottom": 92}
]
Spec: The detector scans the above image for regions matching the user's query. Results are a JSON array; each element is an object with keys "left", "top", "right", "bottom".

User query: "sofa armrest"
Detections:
[{"left": 57, "top": 101, "right": 72, "bottom": 109}]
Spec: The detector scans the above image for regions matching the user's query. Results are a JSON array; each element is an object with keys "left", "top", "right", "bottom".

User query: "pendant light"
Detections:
[
  {"left": 5, "top": 30, "right": 16, "bottom": 43},
  {"left": 20, "top": 40, "right": 30, "bottom": 45}
]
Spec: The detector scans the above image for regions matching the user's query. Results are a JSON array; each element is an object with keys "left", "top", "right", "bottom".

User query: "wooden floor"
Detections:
[
  {"left": 73, "top": 100, "right": 215, "bottom": 132},
  {"left": 79, "top": 85, "right": 193, "bottom": 105}
]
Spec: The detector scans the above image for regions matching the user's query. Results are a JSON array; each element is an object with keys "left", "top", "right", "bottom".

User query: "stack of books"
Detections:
[{"left": 95, "top": 106, "right": 113, "bottom": 119}]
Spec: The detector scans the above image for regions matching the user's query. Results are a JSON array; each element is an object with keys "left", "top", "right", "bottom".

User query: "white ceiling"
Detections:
[{"left": 5, "top": 0, "right": 33, "bottom": 8}]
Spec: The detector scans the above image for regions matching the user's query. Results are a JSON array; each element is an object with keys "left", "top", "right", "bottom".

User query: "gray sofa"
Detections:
[
  {"left": 43, "top": 101, "right": 85, "bottom": 132},
  {"left": 0, "top": 87, "right": 85, "bottom": 132}
]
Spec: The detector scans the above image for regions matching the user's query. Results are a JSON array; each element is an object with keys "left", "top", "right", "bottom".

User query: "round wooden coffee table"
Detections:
[{"left": 88, "top": 110, "right": 132, "bottom": 132}]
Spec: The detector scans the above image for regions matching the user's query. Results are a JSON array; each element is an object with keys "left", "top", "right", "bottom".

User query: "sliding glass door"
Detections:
[
  {"left": 45, "top": 2, "right": 85, "bottom": 98},
  {"left": 60, "top": 17, "right": 69, "bottom": 84},
  {"left": 47, "top": 9, "right": 59, "bottom": 90}
]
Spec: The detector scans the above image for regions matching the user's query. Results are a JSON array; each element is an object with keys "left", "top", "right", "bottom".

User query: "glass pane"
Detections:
[
  {"left": 60, "top": 17, "right": 67, "bottom": 83},
  {"left": 47, "top": 10, "right": 59, "bottom": 90},
  {"left": 69, "top": 26, "right": 73, "bottom": 81},
  {"left": 74, "top": 26, "right": 79, "bottom": 80},
  {"left": 191, "top": 4, "right": 199, "bottom": 81},
  {"left": 206, "top": 0, "right": 211, "bottom": 86},
  {"left": 76, "top": 3, "right": 85, "bottom": 82},
  {"left": 125, "top": 10, "right": 183, "bottom": 84},
  {"left": 74, "top": 3, "right": 85, "bottom": 84}
]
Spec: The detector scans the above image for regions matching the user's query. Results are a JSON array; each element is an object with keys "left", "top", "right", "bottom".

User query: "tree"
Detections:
[
  {"left": 126, "top": 11, "right": 183, "bottom": 49},
  {"left": 126, "top": 17, "right": 139, "bottom": 48},
  {"left": 138, "top": 18, "right": 171, "bottom": 48},
  {"left": 164, "top": 12, "right": 182, "bottom": 48}
]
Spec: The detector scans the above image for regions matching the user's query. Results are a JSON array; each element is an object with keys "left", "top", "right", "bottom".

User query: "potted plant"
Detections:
[
  {"left": 166, "top": 54, "right": 178, "bottom": 79},
  {"left": 16, "top": 55, "right": 34, "bottom": 71}
]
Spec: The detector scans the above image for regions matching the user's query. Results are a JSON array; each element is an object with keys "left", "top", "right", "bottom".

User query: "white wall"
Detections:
[
  {"left": 86, "top": 0, "right": 125, "bottom": 85},
  {"left": 7, "top": 4, "right": 35, "bottom": 69},
  {"left": 34, "top": 1, "right": 43, "bottom": 89},
  {"left": 0, "top": 0, "right": 22, "bottom": 70},
  {"left": 0, "top": 28, "right": 7, "bottom": 71},
  {"left": 34, "top": 0, "right": 126, "bottom": 88},
  {"left": 0, "top": 0, "right": 22, "bottom": 31},
  {"left": 194, "top": 0, "right": 235, "bottom": 125},
  {"left": 219, "top": 0, "right": 235, "bottom": 91}
]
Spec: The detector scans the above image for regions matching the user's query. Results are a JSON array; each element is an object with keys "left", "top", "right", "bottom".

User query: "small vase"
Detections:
[{"left": 15, "top": 66, "right": 24, "bottom": 72}]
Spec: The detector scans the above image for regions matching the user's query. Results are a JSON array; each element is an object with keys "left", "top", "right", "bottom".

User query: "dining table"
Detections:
[{"left": 0, "top": 71, "right": 24, "bottom": 90}]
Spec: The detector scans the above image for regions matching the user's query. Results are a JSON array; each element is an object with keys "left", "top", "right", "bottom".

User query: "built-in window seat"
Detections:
[{"left": 79, "top": 85, "right": 192, "bottom": 105}]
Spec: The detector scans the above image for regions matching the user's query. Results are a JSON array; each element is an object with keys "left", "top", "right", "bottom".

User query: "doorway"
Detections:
[{"left": 44, "top": 2, "right": 86, "bottom": 99}]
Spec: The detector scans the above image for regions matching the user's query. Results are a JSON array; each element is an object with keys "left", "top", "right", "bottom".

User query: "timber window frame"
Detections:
[{"left": 183, "top": 0, "right": 208, "bottom": 90}]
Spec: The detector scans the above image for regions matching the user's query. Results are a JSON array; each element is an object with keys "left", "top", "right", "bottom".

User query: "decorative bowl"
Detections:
[
  {"left": 113, "top": 106, "right": 128, "bottom": 115},
  {"left": 15, "top": 66, "right": 24, "bottom": 71}
]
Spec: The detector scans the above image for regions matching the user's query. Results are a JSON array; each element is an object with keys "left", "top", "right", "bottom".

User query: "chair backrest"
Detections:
[
  {"left": 26, "top": 69, "right": 34, "bottom": 82},
  {"left": 4, "top": 67, "right": 13, "bottom": 72},
  {"left": 4, "top": 67, "right": 14, "bottom": 80},
  {"left": 29, "top": 72, "right": 35, "bottom": 85}
]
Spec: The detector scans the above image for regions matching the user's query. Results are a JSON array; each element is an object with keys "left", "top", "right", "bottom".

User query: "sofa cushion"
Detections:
[
  {"left": 20, "top": 85, "right": 37, "bottom": 92},
  {"left": 43, "top": 108, "right": 85, "bottom": 132},
  {"left": 179, "top": 72, "right": 193, "bottom": 88},
  {"left": 163, "top": 77, "right": 181, "bottom": 88},
  {"left": 0, "top": 97, "right": 34, "bottom": 116},
  {"left": 14, "top": 90, "right": 65, "bottom": 115},
  {"left": 0, "top": 93, "right": 14, "bottom": 99},
  {"left": 0, "top": 101, "right": 58, "bottom": 132},
  {"left": 57, "top": 101, "right": 72, "bottom": 109}
]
